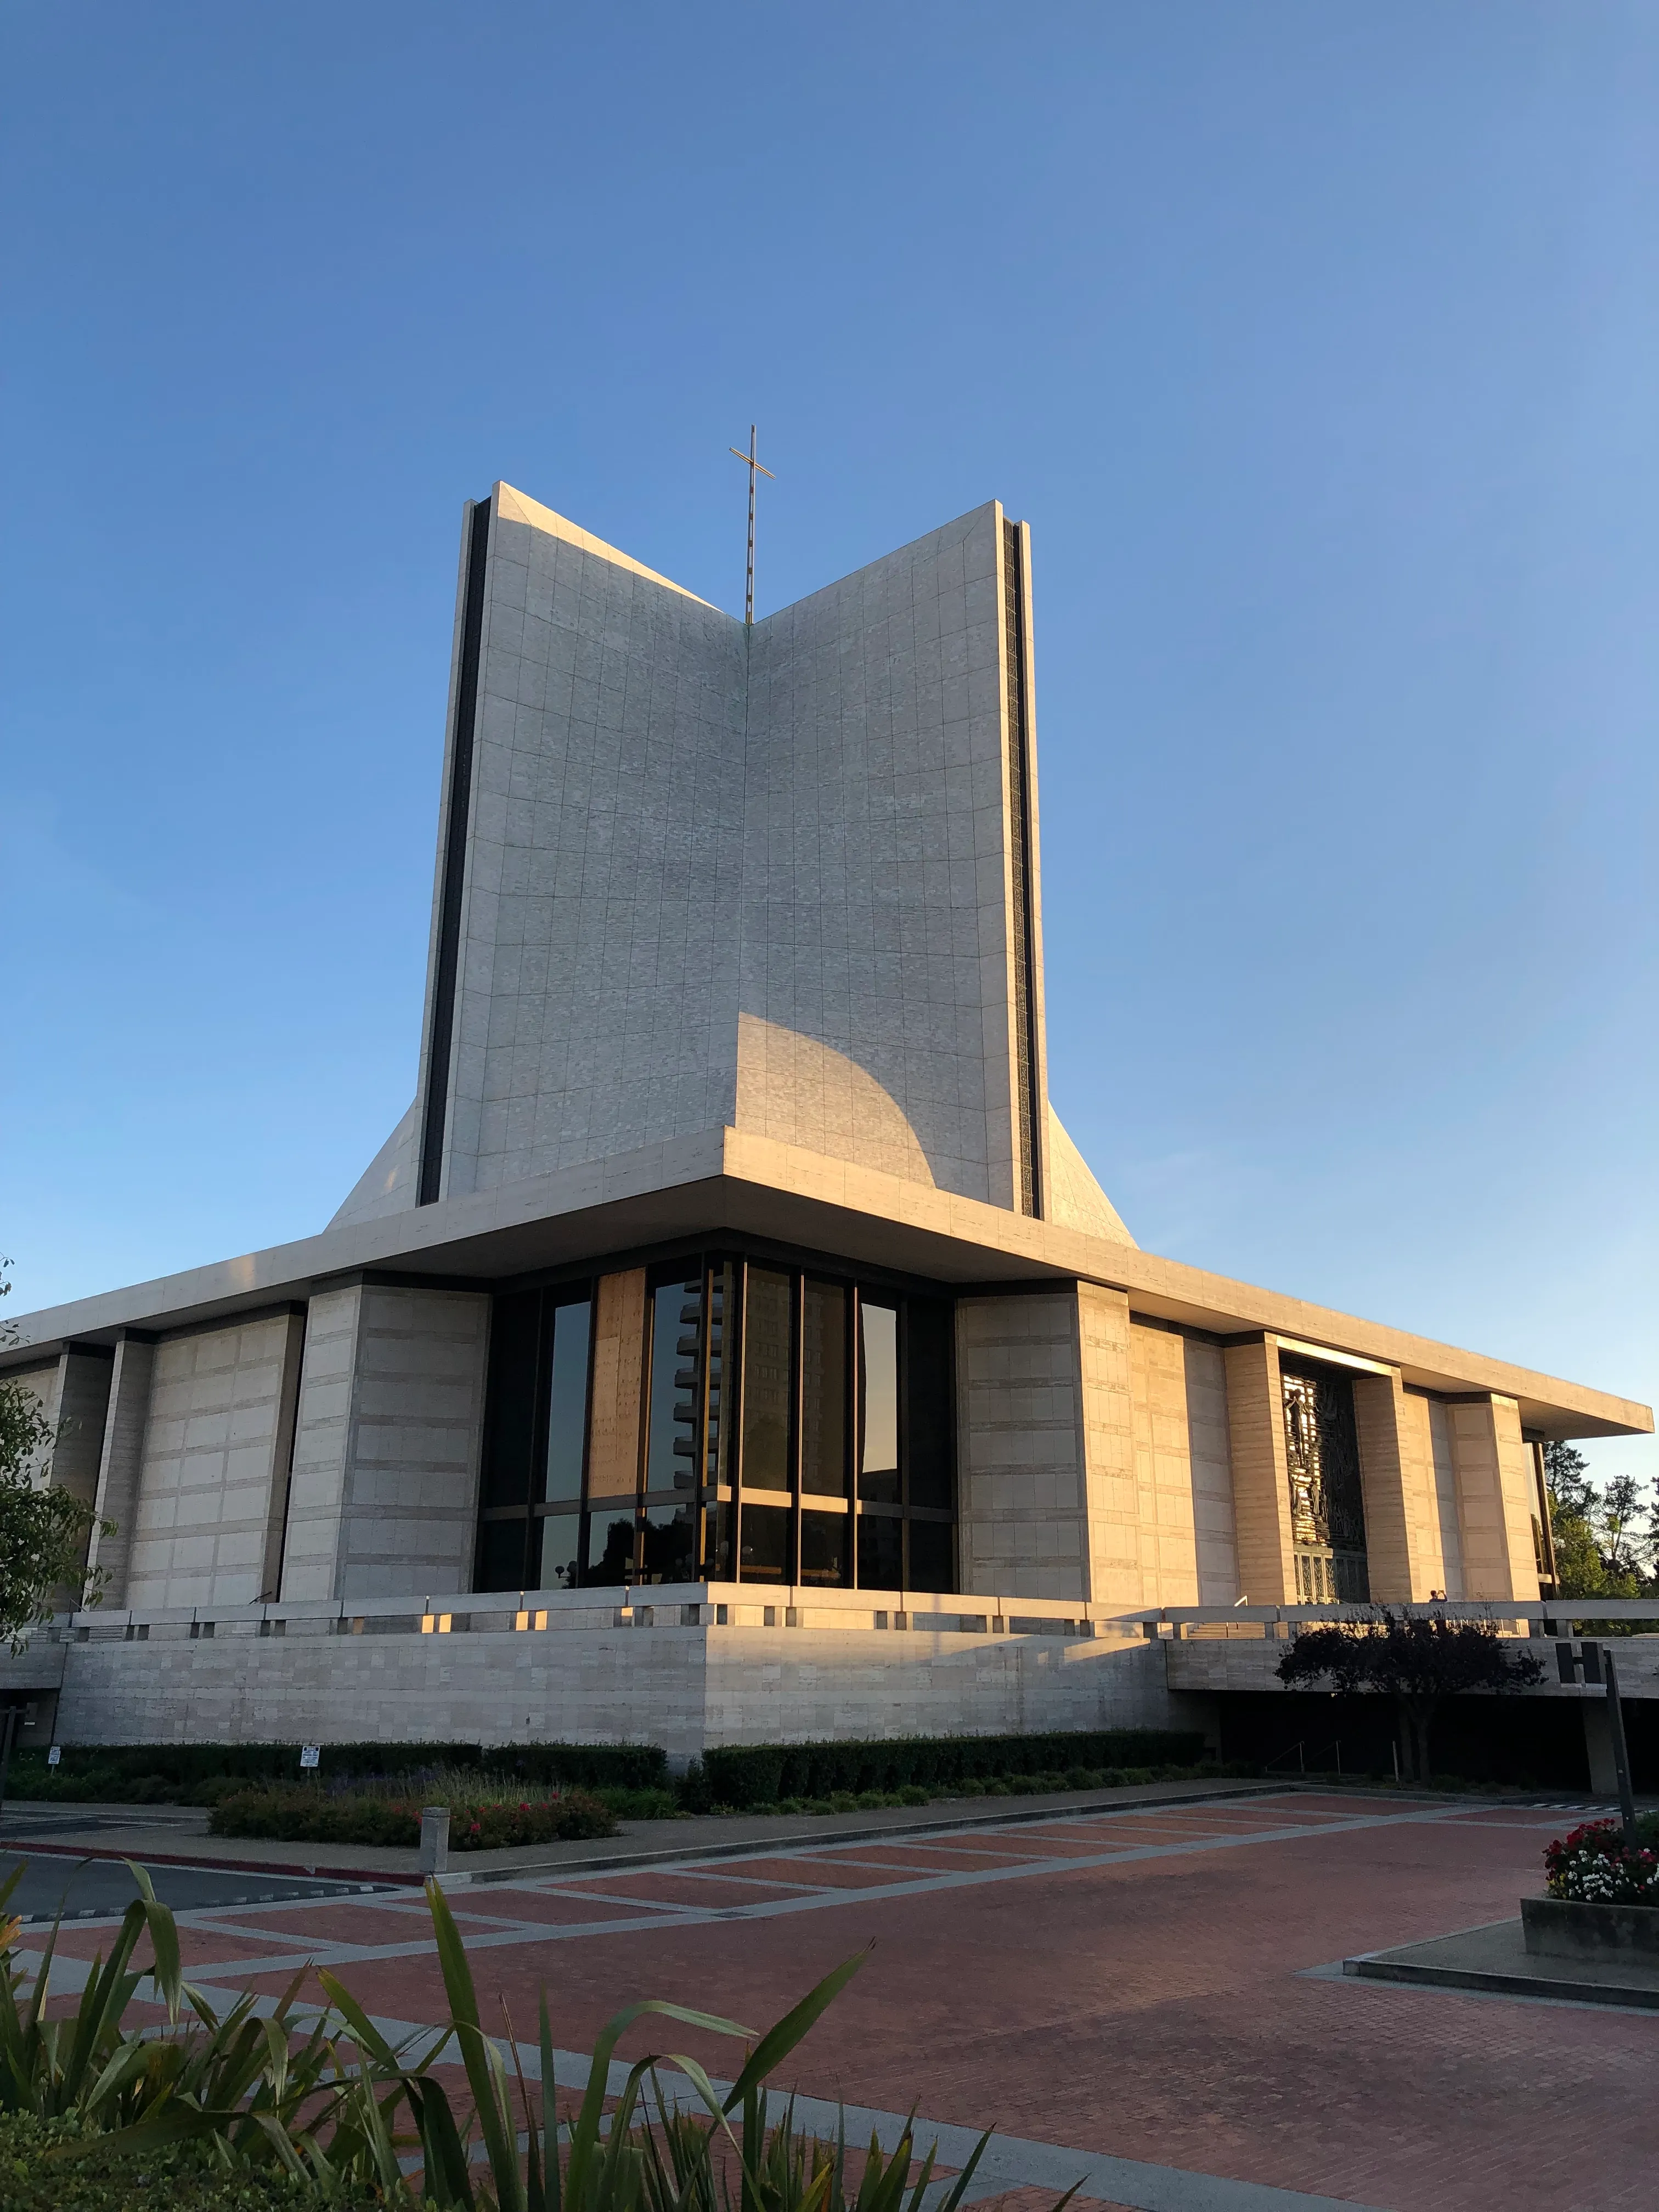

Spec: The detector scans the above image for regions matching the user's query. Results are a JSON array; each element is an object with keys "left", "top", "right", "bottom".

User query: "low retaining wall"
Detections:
[
  {"left": 39, "top": 1619, "right": 1193, "bottom": 1760},
  {"left": 1522, "top": 1895, "right": 1659, "bottom": 1961}
]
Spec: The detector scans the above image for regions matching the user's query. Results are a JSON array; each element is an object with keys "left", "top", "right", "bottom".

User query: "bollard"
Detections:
[{"left": 419, "top": 1805, "right": 450, "bottom": 1876}]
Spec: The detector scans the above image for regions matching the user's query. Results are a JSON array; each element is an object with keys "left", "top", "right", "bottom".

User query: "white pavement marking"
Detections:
[{"left": 141, "top": 1799, "right": 1477, "bottom": 1985}]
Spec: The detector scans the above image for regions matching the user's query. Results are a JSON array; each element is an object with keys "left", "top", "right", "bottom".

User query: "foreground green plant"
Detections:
[
  {"left": 3, "top": 1864, "right": 1078, "bottom": 2212},
  {"left": 0, "top": 1861, "right": 352, "bottom": 2166}
]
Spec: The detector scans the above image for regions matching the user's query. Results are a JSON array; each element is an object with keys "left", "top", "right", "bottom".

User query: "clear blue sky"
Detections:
[{"left": 4, "top": 4, "right": 1654, "bottom": 1485}]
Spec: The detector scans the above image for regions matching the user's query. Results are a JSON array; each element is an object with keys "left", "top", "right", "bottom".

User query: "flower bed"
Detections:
[
  {"left": 210, "top": 1780, "right": 615, "bottom": 1849},
  {"left": 1543, "top": 1816, "right": 1659, "bottom": 1906}
]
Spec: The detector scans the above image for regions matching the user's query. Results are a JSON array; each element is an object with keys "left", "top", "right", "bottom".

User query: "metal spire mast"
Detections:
[{"left": 728, "top": 425, "right": 775, "bottom": 625}]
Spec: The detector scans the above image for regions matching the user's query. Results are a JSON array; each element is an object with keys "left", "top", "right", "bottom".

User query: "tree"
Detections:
[
  {"left": 1275, "top": 1609, "right": 1544, "bottom": 1782},
  {"left": 1544, "top": 1442, "right": 1652, "bottom": 1600},
  {"left": 0, "top": 1260, "right": 110, "bottom": 1650}
]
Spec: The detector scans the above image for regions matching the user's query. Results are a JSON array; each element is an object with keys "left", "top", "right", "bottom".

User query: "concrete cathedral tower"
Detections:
[
  {"left": 0, "top": 477, "right": 1645, "bottom": 1762},
  {"left": 333, "top": 486, "right": 1132, "bottom": 1246}
]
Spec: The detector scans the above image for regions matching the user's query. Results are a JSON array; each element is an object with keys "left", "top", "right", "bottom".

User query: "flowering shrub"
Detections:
[
  {"left": 211, "top": 1782, "right": 614, "bottom": 1849},
  {"left": 1543, "top": 1817, "right": 1659, "bottom": 1906}
]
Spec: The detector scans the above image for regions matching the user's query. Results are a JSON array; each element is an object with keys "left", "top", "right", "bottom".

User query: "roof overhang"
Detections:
[{"left": 3, "top": 1126, "right": 1650, "bottom": 1443}]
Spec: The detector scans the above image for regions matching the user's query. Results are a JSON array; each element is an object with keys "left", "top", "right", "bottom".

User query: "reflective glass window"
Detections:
[
  {"left": 480, "top": 1293, "right": 540, "bottom": 1509},
  {"left": 704, "top": 1262, "right": 733, "bottom": 1491},
  {"left": 907, "top": 1518, "right": 953, "bottom": 1593},
  {"left": 858, "top": 1301, "right": 899, "bottom": 1503},
  {"left": 856, "top": 1511, "right": 902, "bottom": 1592},
  {"left": 640, "top": 1500, "right": 696, "bottom": 1584},
  {"left": 739, "top": 1502, "right": 791, "bottom": 1582},
  {"left": 541, "top": 1300, "right": 590, "bottom": 1503},
  {"left": 584, "top": 1505, "right": 637, "bottom": 1587},
  {"left": 528, "top": 1511, "right": 581, "bottom": 1593},
  {"left": 905, "top": 1300, "right": 953, "bottom": 1511},
  {"left": 646, "top": 1277, "right": 702, "bottom": 1497},
  {"left": 741, "top": 1269, "right": 792, "bottom": 1492},
  {"left": 476, "top": 1516, "right": 528, "bottom": 1592},
  {"left": 801, "top": 1510, "right": 848, "bottom": 1587},
  {"left": 703, "top": 1500, "right": 733, "bottom": 1581},
  {"left": 800, "top": 1280, "right": 847, "bottom": 1497}
]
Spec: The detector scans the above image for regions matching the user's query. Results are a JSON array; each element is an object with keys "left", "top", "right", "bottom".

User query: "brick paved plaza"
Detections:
[{"left": 29, "top": 1788, "right": 1659, "bottom": 2211}]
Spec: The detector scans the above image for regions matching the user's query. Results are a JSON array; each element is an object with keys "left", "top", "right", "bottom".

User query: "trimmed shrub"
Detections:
[
  {"left": 209, "top": 1783, "right": 615, "bottom": 1850},
  {"left": 9, "top": 1738, "right": 666, "bottom": 1803},
  {"left": 698, "top": 1729, "right": 1207, "bottom": 1810}
]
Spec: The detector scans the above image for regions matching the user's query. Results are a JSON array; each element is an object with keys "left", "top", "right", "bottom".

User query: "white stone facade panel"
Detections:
[
  {"left": 955, "top": 1293, "right": 1089, "bottom": 1601},
  {"left": 279, "top": 1286, "right": 489, "bottom": 1605},
  {"left": 126, "top": 1314, "right": 302, "bottom": 1612}
]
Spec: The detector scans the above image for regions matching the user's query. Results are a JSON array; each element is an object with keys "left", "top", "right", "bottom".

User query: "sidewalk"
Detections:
[{"left": 0, "top": 1774, "right": 1285, "bottom": 1885}]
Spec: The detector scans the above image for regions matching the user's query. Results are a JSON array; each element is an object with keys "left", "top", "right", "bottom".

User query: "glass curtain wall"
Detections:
[
  {"left": 476, "top": 1255, "right": 956, "bottom": 1595},
  {"left": 731, "top": 1261, "right": 955, "bottom": 1592},
  {"left": 475, "top": 1286, "right": 592, "bottom": 1592}
]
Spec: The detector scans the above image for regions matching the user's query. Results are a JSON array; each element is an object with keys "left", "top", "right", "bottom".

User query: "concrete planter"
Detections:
[{"left": 1522, "top": 1894, "right": 1659, "bottom": 1961}]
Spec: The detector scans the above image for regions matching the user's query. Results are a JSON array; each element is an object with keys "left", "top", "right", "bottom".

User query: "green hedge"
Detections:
[
  {"left": 0, "top": 2111, "right": 381, "bottom": 2211},
  {"left": 695, "top": 1729, "right": 1207, "bottom": 1809},
  {"left": 7, "top": 1739, "right": 667, "bottom": 1803}
]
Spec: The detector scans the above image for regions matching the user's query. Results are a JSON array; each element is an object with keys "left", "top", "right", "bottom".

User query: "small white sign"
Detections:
[
  {"left": 300, "top": 1745, "right": 321, "bottom": 1770},
  {"left": 46, "top": 1745, "right": 61, "bottom": 1767}
]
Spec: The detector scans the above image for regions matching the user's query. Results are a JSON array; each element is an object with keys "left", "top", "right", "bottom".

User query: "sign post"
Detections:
[{"left": 1604, "top": 1651, "right": 1640, "bottom": 1846}]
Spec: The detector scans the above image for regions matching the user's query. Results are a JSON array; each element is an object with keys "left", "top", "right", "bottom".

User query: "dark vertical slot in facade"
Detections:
[
  {"left": 419, "top": 496, "right": 492, "bottom": 1206},
  {"left": 1002, "top": 517, "right": 1042, "bottom": 1218}
]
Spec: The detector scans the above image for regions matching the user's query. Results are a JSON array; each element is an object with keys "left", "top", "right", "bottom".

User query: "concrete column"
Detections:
[
  {"left": 1351, "top": 1369, "right": 1443, "bottom": 1601},
  {"left": 1223, "top": 1336, "right": 1294, "bottom": 1604},
  {"left": 1076, "top": 1284, "right": 1138, "bottom": 1606},
  {"left": 1447, "top": 1393, "right": 1541, "bottom": 1603},
  {"left": 50, "top": 1346, "right": 116, "bottom": 1514},
  {"left": 280, "top": 1283, "right": 489, "bottom": 1604},
  {"left": 36, "top": 1346, "right": 115, "bottom": 1605},
  {"left": 955, "top": 1290, "right": 1088, "bottom": 1601},
  {"left": 586, "top": 1269, "right": 646, "bottom": 1499},
  {"left": 86, "top": 1331, "right": 158, "bottom": 1606}
]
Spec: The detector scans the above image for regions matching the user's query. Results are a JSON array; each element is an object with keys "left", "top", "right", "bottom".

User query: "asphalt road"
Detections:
[{"left": 0, "top": 1848, "right": 395, "bottom": 1922}]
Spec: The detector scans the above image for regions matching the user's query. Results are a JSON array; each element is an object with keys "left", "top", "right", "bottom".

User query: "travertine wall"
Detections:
[
  {"left": 1351, "top": 1370, "right": 1444, "bottom": 1602},
  {"left": 1394, "top": 1390, "right": 1466, "bottom": 1599},
  {"left": 957, "top": 1294, "right": 1243, "bottom": 1610},
  {"left": 1223, "top": 1338, "right": 1295, "bottom": 1604},
  {"left": 432, "top": 487, "right": 748, "bottom": 1200},
  {"left": 358, "top": 484, "right": 1125, "bottom": 1230},
  {"left": 743, "top": 503, "right": 1025, "bottom": 1207},
  {"left": 1078, "top": 1285, "right": 1138, "bottom": 1605},
  {"left": 126, "top": 1314, "right": 303, "bottom": 1612},
  {"left": 86, "top": 1334, "right": 157, "bottom": 1604},
  {"left": 50, "top": 1619, "right": 1187, "bottom": 1756},
  {"left": 279, "top": 1286, "right": 489, "bottom": 1604},
  {"left": 1447, "top": 1393, "right": 1542, "bottom": 1602},
  {"left": 955, "top": 1294, "right": 1089, "bottom": 1600},
  {"left": 1126, "top": 1323, "right": 1240, "bottom": 1607}
]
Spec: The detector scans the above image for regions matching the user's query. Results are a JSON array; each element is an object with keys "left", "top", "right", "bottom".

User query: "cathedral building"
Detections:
[{"left": 2, "top": 484, "right": 1647, "bottom": 1754}]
